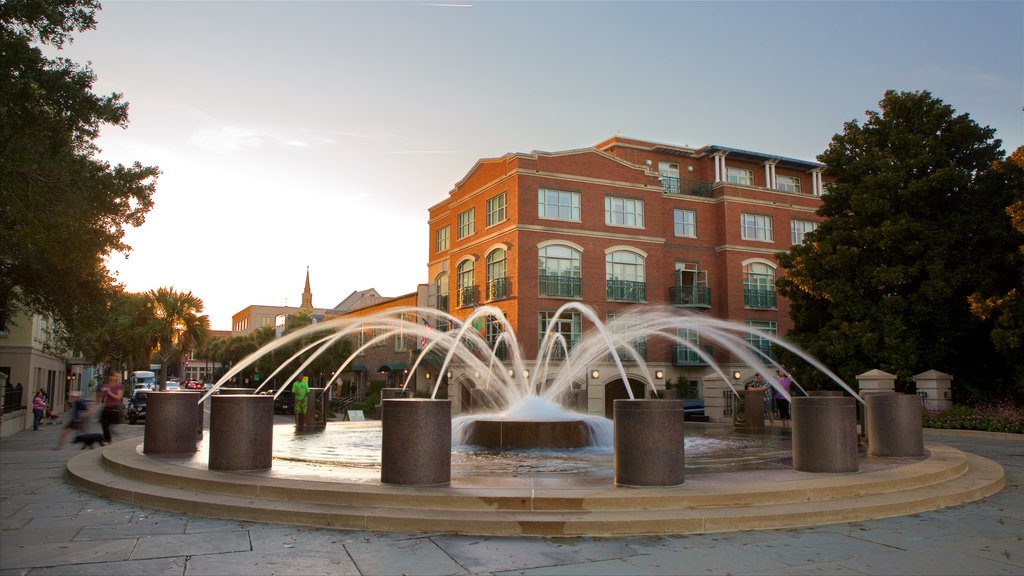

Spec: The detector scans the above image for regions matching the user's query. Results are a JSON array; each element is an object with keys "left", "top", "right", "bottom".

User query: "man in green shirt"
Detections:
[{"left": 292, "top": 376, "right": 310, "bottom": 430}]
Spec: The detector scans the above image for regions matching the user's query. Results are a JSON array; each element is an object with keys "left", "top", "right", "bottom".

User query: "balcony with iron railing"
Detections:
[
  {"left": 486, "top": 277, "right": 512, "bottom": 301},
  {"left": 673, "top": 344, "right": 714, "bottom": 366},
  {"left": 606, "top": 279, "right": 647, "bottom": 302},
  {"left": 457, "top": 286, "right": 479, "bottom": 308},
  {"left": 743, "top": 288, "right": 777, "bottom": 309},
  {"left": 669, "top": 285, "right": 712, "bottom": 308},
  {"left": 659, "top": 175, "right": 714, "bottom": 197},
  {"left": 539, "top": 274, "right": 582, "bottom": 298}
]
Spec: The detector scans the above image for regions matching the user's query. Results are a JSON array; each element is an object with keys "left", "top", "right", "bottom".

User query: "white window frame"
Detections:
[
  {"left": 727, "top": 167, "right": 754, "bottom": 186},
  {"left": 776, "top": 174, "right": 801, "bottom": 193},
  {"left": 606, "top": 250, "right": 646, "bottom": 282},
  {"left": 435, "top": 225, "right": 450, "bottom": 253},
  {"left": 538, "top": 188, "right": 580, "bottom": 222},
  {"left": 486, "top": 192, "right": 507, "bottom": 227},
  {"left": 673, "top": 208, "right": 696, "bottom": 237},
  {"left": 604, "top": 196, "right": 645, "bottom": 228},
  {"left": 791, "top": 219, "right": 818, "bottom": 245},
  {"left": 740, "top": 213, "right": 773, "bottom": 242},
  {"left": 457, "top": 209, "right": 475, "bottom": 239}
]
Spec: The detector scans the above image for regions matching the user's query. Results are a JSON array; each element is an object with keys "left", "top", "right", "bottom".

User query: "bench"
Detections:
[{"left": 345, "top": 410, "right": 365, "bottom": 422}]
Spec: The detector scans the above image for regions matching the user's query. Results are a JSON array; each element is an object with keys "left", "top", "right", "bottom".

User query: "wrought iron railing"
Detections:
[
  {"left": 743, "top": 288, "right": 777, "bottom": 309},
  {"left": 669, "top": 285, "right": 712, "bottom": 307},
  {"left": 606, "top": 279, "right": 647, "bottom": 302},
  {"left": 486, "top": 277, "right": 512, "bottom": 301},
  {"left": 538, "top": 274, "right": 582, "bottom": 298},
  {"left": 659, "top": 175, "right": 714, "bottom": 197},
  {"left": 2, "top": 382, "right": 24, "bottom": 414},
  {"left": 457, "top": 286, "right": 479, "bottom": 308}
]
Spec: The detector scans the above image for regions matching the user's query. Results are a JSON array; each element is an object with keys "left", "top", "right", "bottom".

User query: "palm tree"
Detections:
[{"left": 143, "top": 287, "right": 210, "bottom": 390}]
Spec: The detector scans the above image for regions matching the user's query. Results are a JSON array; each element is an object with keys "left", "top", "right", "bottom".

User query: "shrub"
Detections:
[{"left": 923, "top": 399, "right": 1024, "bottom": 434}]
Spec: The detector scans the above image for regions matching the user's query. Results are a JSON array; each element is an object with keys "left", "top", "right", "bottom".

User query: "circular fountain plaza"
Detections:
[{"left": 67, "top": 305, "right": 1007, "bottom": 536}]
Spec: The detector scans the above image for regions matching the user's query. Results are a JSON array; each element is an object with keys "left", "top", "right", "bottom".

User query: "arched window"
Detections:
[
  {"left": 606, "top": 250, "right": 646, "bottom": 302},
  {"left": 456, "top": 260, "right": 476, "bottom": 307},
  {"left": 743, "top": 261, "right": 777, "bottom": 309},
  {"left": 486, "top": 249, "right": 509, "bottom": 301},
  {"left": 538, "top": 244, "right": 582, "bottom": 298},
  {"left": 433, "top": 272, "right": 449, "bottom": 313}
]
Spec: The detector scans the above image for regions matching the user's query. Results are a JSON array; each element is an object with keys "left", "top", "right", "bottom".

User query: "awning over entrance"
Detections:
[
  {"left": 377, "top": 362, "right": 409, "bottom": 373},
  {"left": 348, "top": 364, "right": 367, "bottom": 372}
]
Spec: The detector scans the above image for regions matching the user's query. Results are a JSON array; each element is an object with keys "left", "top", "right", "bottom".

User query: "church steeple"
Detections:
[{"left": 300, "top": 266, "right": 313, "bottom": 313}]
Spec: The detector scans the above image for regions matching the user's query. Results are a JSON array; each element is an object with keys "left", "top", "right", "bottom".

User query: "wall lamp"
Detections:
[
  {"left": 655, "top": 370, "right": 664, "bottom": 380},
  {"left": 523, "top": 369, "right": 530, "bottom": 379},
  {"left": 733, "top": 371, "right": 742, "bottom": 380},
  {"left": 425, "top": 372, "right": 431, "bottom": 380},
  {"left": 590, "top": 369, "right": 600, "bottom": 380}
]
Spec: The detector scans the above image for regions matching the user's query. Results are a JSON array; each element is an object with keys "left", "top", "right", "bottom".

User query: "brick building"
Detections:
[{"left": 426, "top": 136, "right": 826, "bottom": 416}]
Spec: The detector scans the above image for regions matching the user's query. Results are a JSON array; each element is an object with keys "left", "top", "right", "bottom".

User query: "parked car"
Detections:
[
  {"left": 683, "top": 399, "right": 708, "bottom": 422},
  {"left": 127, "top": 389, "right": 148, "bottom": 424},
  {"left": 273, "top": 389, "right": 295, "bottom": 414}
]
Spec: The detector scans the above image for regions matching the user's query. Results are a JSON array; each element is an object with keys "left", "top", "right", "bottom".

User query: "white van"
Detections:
[{"left": 129, "top": 371, "right": 156, "bottom": 395}]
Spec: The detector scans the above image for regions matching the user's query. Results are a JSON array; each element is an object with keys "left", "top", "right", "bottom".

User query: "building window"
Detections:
[
  {"left": 486, "top": 249, "right": 509, "bottom": 301},
  {"left": 457, "top": 209, "right": 475, "bottom": 239},
  {"left": 740, "top": 213, "right": 773, "bottom": 242},
  {"left": 435, "top": 225, "right": 450, "bottom": 253},
  {"left": 673, "top": 208, "right": 696, "bottom": 237},
  {"left": 607, "top": 312, "right": 647, "bottom": 362},
  {"left": 605, "top": 196, "right": 644, "bottom": 228},
  {"left": 727, "top": 167, "right": 754, "bottom": 186},
  {"left": 745, "top": 320, "right": 778, "bottom": 360},
  {"left": 485, "top": 315, "right": 507, "bottom": 360},
  {"left": 791, "top": 219, "right": 819, "bottom": 244},
  {"left": 539, "top": 244, "right": 582, "bottom": 298},
  {"left": 538, "top": 188, "right": 580, "bottom": 222},
  {"left": 486, "top": 192, "right": 507, "bottom": 226},
  {"left": 776, "top": 174, "right": 801, "bottom": 193},
  {"left": 538, "top": 311, "right": 582, "bottom": 359},
  {"left": 457, "top": 259, "right": 476, "bottom": 307},
  {"left": 606, "top": 250, "right": 646, "bottom": 302},
  {"left": 659, "top": 162, "right": 680, "bottom": 194},
  {"left": 743, "top": 262, "right": 777, "bottom": 309}
]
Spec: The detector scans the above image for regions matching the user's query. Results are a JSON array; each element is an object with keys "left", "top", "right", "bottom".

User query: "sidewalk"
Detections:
[{"left": 2, "top": 423, "right": 1022, "bottom": 575}]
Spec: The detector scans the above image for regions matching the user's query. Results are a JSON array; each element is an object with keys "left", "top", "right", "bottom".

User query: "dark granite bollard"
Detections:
[
  {"left": 216, "top": 387, "right": 253, "bottom": 395},
  {"left": 866, "top": 393, "right": 924, "bottom": 457},
  {"left": 792, "top": 396, "right": 859, "bottom": 473},
  {"left": 739, "top": 388, "right": 766, "bottom": 430},
  {"left": 209, "top": 395, "right": 274, "bottom": 471},
  {"left": 381, "top": 398, "right": 451, "bottom": 486},
  {"left": 614, "top": 399, "right": 685, "bottom": 487},
  {"left": 144, "top": 391, "right": 199, "bottom": 454}
]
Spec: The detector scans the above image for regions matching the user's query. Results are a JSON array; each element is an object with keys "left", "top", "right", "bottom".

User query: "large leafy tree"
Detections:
[
  {"left": 0, "top": 0, "right": 159, "bottom": 351},
  {"left": 777, "top": 90, "right": 1021, "bottom": 399}
]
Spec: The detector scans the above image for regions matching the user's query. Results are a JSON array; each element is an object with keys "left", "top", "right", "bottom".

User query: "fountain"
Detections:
[{"left": 66, "top": 303, "right": 1007, "bottom": 536}]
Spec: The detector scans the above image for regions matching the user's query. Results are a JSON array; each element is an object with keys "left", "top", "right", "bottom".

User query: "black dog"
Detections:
[{"left": 72, "top": 433, "right": 107, "bottom": 449}]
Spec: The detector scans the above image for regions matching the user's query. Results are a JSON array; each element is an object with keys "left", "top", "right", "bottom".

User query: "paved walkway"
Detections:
[{"left": 2, "top": 422, "right": 1022, "bottom": 575}]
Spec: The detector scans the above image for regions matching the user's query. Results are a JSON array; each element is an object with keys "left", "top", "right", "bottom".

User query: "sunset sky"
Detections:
[{"left": 58, "top": 1, "right": 1023, "bottom": 330}]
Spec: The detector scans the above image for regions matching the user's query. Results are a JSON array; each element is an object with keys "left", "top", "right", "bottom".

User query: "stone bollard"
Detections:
[
  {"left": 216, "top": 387, "right": 253, "bottom": 395},
  {"left": 381, "top": 398, "right": 451, "bottom": 486},
  {"left": 614, "top": 399, "right": 686, "bottom": 487},
  {"left": 865, "top": 393, "right": 924, "bottom": 457},
  {"left": 792, "top": 396, "right": 859, "bottom": 473},
  {"left": 209, "top": 395, "right": 274, "bottom": 471},
  {"left": 144, "top": 391, "right": 200, "bottom": 454},
  {"left": 737, "top": 388, "right": 765, "bottom": 430}
]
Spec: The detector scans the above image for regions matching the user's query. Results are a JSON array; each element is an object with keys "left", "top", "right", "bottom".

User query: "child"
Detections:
[{"left": 56, "top": 391, "right": 91, "bottom": 449}]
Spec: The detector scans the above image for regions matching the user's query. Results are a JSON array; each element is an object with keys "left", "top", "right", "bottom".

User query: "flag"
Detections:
[{"left": 419, "top": 318, "right": 430, "bottom": 350}]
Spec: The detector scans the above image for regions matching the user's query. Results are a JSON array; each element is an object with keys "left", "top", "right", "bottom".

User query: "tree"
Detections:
[
  {"left": 141, "top": 287, "right": 210, "bottom": 390},
  {"left": 777, "top": 90, "right": 1021, "bottom": 399},
  {"left": 0, "top": 0, "right": 159, "bottom": 351},
  {"left": 968, "top": 147, "right": 1024, "bottom": 395}
]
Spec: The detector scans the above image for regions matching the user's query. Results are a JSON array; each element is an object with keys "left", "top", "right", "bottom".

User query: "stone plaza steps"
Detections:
[{"left": 65, "top": 439, "right": 1006, "bottom": 537}]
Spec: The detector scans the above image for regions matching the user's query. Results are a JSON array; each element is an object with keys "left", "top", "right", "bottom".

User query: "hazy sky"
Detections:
[{"left": 60, "top": 1, "right": 1023, "bottom": 330}]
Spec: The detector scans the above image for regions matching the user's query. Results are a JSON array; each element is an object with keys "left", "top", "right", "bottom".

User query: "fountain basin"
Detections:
[{"left": 462, "top": 419, "right": 591, "bottom": 449}]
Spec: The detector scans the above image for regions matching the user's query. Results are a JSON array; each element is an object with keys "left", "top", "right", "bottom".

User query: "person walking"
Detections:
[
  {"left": 32, "top": 389, "right": 45, "bottom": 430},
  {"left": 98, "top": 371, "right": 123, "bottom": 443},
  {"left": 775, "top": 369, "right": 793, "bottom": 427},
  {"left": 56, "top": 391, "right": 91, "bottom": 449}
]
